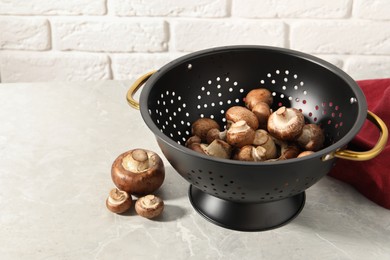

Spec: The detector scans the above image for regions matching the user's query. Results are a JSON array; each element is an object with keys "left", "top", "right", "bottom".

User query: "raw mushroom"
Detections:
[
  {"left": 251, "top": 102, "right": 271, "bottom": 129},
  {"left": 245, "top": 88, "right": 273, "bottom": 109},
  {"left": 225, "top": 106, "right": 259, "bottom": 130},
  {"left": 111, "top": 149, "right": 165, "bottom": 196},
  {"left": 188, "top": 139, "right": 232, "bottom": 159},
  {"left": 135, "top": 195, "right": 164, "bottom": 219},
  {"left": 106, "top": 188, "right": 132, "bottom": 214},
  {"left": 185, "top": 135, "right": 201, "bottom": 147},
  {"left": 267, "top": 106, "right": 305, "bottom": 141},
  {"left": 296, "top": 124, "right": 325, "bottom": 151},
  {"left": 234, "top": 145, "right": 267, "bottom": 161},
  {"left": 226, "top": 120, "right": 255, "bottom": 148},
  {"left": 206, "top": 128, "right": 227, "bottom": 144},
  {"left": 191, "top": 118, "right": 220, "bottom": 142},
  {"left": 253, "top": 129, "right": 277, "bottom": 160},
  {"left": 272, "top": 137, "right": 301, "bottom": 160},
  {"left": 279, "top": 142, "right": 301, "bottom": 160}
]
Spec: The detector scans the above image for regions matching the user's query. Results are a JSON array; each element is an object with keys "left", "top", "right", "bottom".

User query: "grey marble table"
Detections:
[{"left": 0, "top": 81, "right": 389, "bottom": 260}]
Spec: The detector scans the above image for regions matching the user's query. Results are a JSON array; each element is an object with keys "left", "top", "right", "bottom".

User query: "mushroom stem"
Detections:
[
  {"left": 122, "top": 149, "right": 150, "bottom": 172},
  {"left": 139, "top": 195, "right": 160, "bottom": 209},
  {"left": 108, "top": 188, "right": 128, "bottom": 205}
]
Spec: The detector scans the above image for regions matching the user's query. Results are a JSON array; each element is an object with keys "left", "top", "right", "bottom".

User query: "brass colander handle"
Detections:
[
  {"left": 126, "top": 71, "right": 156, "bottom": 110},
  {"left": 332, "top": 111, "right": 388, "bottom": 161}
]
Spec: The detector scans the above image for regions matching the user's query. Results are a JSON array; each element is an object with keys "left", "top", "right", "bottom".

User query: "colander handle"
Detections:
[
  {"left": 332, "top": 110, "right": 388, "bottom": 161},
  {"left": 126, "top": 71, "right": 156, "bottom": 110}
]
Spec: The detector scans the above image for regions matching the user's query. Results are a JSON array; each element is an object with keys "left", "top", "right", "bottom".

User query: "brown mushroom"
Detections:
[
  {"left": 267, "top": 106, "right": 305, "bottom": 141},
  {"left": 251, "top": 102, "right": 271, "bottom": 129},
  {"left": 203, "top": 139, "right": 232, "bottom": 159},
  {"left": 253, "top": 129, "right": 277, "bottom": 159},
  {"left": 111, "top": 149, "right": 165, "bottom": 196},
  {"left": 225, "top": 106, "right": 259, "bottom": 130},
  {"left": 234, "top": 145, "right": 267, "bottom": 161},
  {"left": 191, "top": 118, "right": 220, "bottom": 142},
  {"left": 185, "top": 135, "right": 201, "bottom": 147},
  {"left": 188, "top": 139, "right": 232, "bottom": 159},
  {"left": 135, "top": 195, "right": 164, "bottom": 219},
  {"left": 106, "top": 188, "right": 132, "bottom": 214},
  {"left": 245, "top": 88, "right": 273, "bottom": 109},
  {"left": 279, "top": 142, "right": 301, "bottom": 160},
  {"left": 226, "top": 120, "right": 255, "bottom": 148},
  {"left": 206, "top": 128, "right": 227, "bottom": 144},
  {"left": 296, "top": 124, "right": 325, "bottom": 151}
]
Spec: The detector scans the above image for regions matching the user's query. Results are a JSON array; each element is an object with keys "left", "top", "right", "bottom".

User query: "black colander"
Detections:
[{"left": 127, "top": 46, "right": 388, "bottom": 231}]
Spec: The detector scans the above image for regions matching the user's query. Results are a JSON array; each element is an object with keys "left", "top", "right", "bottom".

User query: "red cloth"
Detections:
[{"left": 329, "top": 78, "right": 390, "bottom": 209}]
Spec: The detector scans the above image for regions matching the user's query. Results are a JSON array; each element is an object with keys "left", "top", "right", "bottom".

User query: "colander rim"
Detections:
[{"left": 139, "top": 45, "right": 367, "bottom": 166}]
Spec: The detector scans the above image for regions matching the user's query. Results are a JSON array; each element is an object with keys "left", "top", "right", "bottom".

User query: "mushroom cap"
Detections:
[
  {"left": 191, "top": 118, "right": 220, "bottom": 142},
  {"left": 111, "top": 149, "right": 165, "bottom": 196},
  {"left": 296, "top": 124, "right": 325, "bottom": 151},
  {"left": 251, "top": 102, "right": 271, "bottom": 129},
  {"left": 234, "top": 145, "right": 267, "bottom": 161},
  {"left": 225, "top": 106, "right": 259, "bottom": 130},
  {"left": 234, "top": 145, "right": 255, "bottom": 161},
  {"left": 267, "top": 106, "right": 305, "bottom": 141},
  {"left": 245, "top": 88, "right": 273, "bottom": 109},
  {"left": 135, "top": 195, "right": 164, "bottom": 219},
  {"left": 106, "top": 188, "right": 133, "bottom": 214},
  {"left": 226, "top": 120, "right": 255, "bottom": 148},
  {"left": 206, "top": 128, "right": 227, "bottom": 144}
]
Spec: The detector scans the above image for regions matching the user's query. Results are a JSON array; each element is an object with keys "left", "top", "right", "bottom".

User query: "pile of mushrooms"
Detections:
[
  {"left": 106, "top": 149, "right": 165, "bottom": 218},
  {"left": 186, "top": 88, "right": 325, "bottom": 162}
]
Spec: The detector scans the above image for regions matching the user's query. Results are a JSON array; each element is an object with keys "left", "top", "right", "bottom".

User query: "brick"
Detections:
[
  {"left": 290, "top": 20, "right": 390, "bottom": 55},
  {"left": 343, "top": 55, "right": 390, "bottom": 80},
  {"left": 110, "top": 53, "right": 185, "bottom": 80},
  {"left": 354, "top": 0, "right": 390, "bottom": 20},
  {"left": 52, "top": 18, "right": 168, "bottom": 52},
  {"left": 172, "top": 19, "right": 286, "bottom": 52},
  {"left": 0, "top": 0, "right": 106, "bottom": 15},
  {"left": 109, "top": 0, "right": 228, "bottom": 17},
  {"left": 232, "top": 0, "right": 351, "bottom": 18},
  {"left": 0, "top": 51, "right": 111, "bottom": 82},
  {"left": 0, "top": 17, "right": 50, "bottom": 50}
]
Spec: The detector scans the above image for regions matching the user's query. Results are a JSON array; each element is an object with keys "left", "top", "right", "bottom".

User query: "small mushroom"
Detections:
[
  {"left": 297, "top": 151, "right": 315, "bottom": 158},
  {"left": 191, "top": 118, "right": 220, "bottom": 142},
  {"left": 106, "top": 188, "right": 132, "bottom": 214},
  {"left": 267, "top": 106, "right": 305, "bottom": 141},
  {"left": 253, "top": 129, "right": 277, "bottom": 159},
  {"left": 296, "top": 124, "right": 325, "bottom": 151},
  {"left": 206, "top": 128, "right": 227, "bottom": 144},
  {"left": 225, "top": 106, "right": 259, "bottom": 130},
  {"left": 226, "top": 120, "right": 255, "bottom": 148},
  {"left": 251, "top": 102, "right": 271, "bottom": 129},
  {"left": 279, "top": 142, "right": 301, "bottom": 160},
  {"left": 111, "top": 149, "right": 165, "bottom": 196},
  {"left": 245, "top": 88, "right": 273, "bottom": 109},
  {"left": 203, "top": 139, "right": 232, "bottom": 159},
  {"left": 185, "top": 135, "right": 201, "bottom": 147},
  {"left": 189, "top": 139, "right": 232, "bottom": 159},
  {"left": 234, "top": 145, "right": 267, "bottom": 161},
  {"left": 135, "top": 195, "right": 164, "bottom": 219}
]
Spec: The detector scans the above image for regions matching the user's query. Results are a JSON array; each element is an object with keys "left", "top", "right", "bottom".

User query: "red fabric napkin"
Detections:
[{"left": 328, "top": 78, "right": 390, "bottom": 209}]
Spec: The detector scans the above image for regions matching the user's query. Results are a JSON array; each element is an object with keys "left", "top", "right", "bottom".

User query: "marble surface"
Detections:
[{"left": 0, "top": 81, "right": 389, "bottom": 260}]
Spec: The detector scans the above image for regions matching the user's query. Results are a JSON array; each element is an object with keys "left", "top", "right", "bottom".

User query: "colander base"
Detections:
[{"left": 189, "top": 185, "right": 305, "bottom": 232}]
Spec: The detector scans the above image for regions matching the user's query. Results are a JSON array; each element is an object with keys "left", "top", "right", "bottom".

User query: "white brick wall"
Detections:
[{"left": 0, "top": 0, "right": 389, "bottom": 83}]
